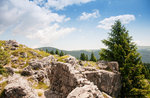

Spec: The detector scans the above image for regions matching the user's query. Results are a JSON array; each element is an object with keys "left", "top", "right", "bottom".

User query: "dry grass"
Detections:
[
  {"left": 33, "top": 82, "right": 49, "bottom": 90},
  {"left": 38, "top": 91, "right": 43, "bottom": 97},
  {"left": 0, "top": 81, "right": 8, "bottom": 97}
]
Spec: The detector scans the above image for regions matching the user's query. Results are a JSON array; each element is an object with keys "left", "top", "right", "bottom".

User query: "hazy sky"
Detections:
[{"left": 0, "top": 0, "right": 150, "bottom": 50}]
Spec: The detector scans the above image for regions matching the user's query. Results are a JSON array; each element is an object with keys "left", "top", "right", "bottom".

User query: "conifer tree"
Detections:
[
  {"left": 90, "top": 52, "right": 97, "bottom": 62},
  {"left": 50, "top": 50, "right": 54, "bottom": 55},
  {"left": 60, "top": 50, "right": 64, "bottom": 56},
  {"left": 46, "top": 49, "right": 49, "bottom": 53},
  {"left": 55, "top": 49, "right": 59, "bottom": 55},
  {"left": 99, "top": 20, "right": 150, "bottom": 97},
  {"left": 80, "top": 53, "right": 86, "bottom": 61},
  {"left": 86, "top": 55, "right": 88, "bottom": 61}
]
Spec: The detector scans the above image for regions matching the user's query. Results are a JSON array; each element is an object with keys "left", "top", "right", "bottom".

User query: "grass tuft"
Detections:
[
  {"left": 33, "top": 82, "right": 49, "bottom": 90},
  {"left": 38, "top": 91, "right": 43, "bottom": 97}
]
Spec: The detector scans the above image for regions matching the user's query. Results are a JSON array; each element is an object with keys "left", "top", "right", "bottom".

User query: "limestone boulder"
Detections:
[
  {"left": 67, "top": 84, "right": 104, "bottom": 98},
  {"left": 21, "top": 66, "right": 34, "bottom": 76},
  {"left": 11, "top": 57, "right": 18, "bottom": 63},
  {"left": 20, "top": 52, "right": 27, "bottom": 58},
  {"left": 29, "top": 51, "right": 38, "bottom": 56},
  {"left": 41, "top": 55, "right": 55, "bottom": 67},
  {"left": 6, "top": 40, "right": 19, "bottom": 47},
  {"left": 5, "top": 67, "right": 14, "bottom": 75},
  {"left": 65, "top": 55, "right": 78, "bottom": 65},
  {"left": 34, "top": 70, "right": 46, "bottom": 82},
  {"left": 97, "top": 61, "right": 119, "bottom": 72},
  {"left": 3, "top": 74, "right": 38, "bottom": 98},
  {"left": 29, "top": 60, "right": 43, "bottom": 70},
  {"left": 107, "top": 62, "right": 119, "bottom": 72},
  {"left": 10, "top": 47, "right": 17, "bottom": 50},
  {"left": 84, "top": 70, "right": 121, "bottom": 97}
]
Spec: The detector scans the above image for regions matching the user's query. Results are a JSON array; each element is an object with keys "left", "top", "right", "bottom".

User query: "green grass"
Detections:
[
  {"left": 0, "top": 81, "right": 8, "bottom": 97},
  {"left": 54, "top": 55, "right": 69, "bottom": 63},
  {"left": 11, "top": 64, "right": 19, "bottom": 68},
  {"left": 33, "top": 82, "right": 49, "bottom": 90},
  {"left": 14, "top": 70, "right": 22, "bottom": 74},
  {"left": 0, "top": 65, "right": 9, "bottom": 77}
]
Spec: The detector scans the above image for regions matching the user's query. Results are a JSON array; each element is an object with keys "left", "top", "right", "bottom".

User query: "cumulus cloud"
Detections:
[
  {"left": 0, "top": 0, "right": 75, "bottom": 45},
  {"left": 43, "top": 0, "right": 94, "bottom": 10},
  {"left": 79, "top": 9, "right": 100, "bottom": 20},
  {"left": 27, "top": 24, "right": 75, "bottom": 44},
  {"left": 97, "top": 14, "right": 135, "bottom": 30}
]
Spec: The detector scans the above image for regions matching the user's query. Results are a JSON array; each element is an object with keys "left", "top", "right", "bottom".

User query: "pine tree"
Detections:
[
  {"left": 55, "top": 49, "right": 59, "bottom": 55},
  {"left": 90, "top": 52, "right": 97, "bottom": 62},
  {"left": 60, "top": 51, "right": 64, "bottom": 56},
  {"left": 99, "top": 20, "right": 150, "bottom": 97},
  {"left": 85, "top": 55, "right": 88, "bottom": 61},
  {"left": 50, "top": 50, "right": 54, "bottom": 55},
  {"left": 46, "top": 49, "right": 49, "bottom": 53},
  {"left": 80, "top": 53, "right": 86, "bottom": 61}
]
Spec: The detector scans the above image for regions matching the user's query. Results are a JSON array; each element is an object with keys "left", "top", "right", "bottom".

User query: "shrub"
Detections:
[{"left": 0, "top": 48, "right": 10, "bottom": 66}]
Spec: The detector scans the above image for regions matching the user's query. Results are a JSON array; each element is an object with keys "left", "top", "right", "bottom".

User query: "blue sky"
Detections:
[{"left": 0, "top": 0, "right": 150, "bottom": 50}]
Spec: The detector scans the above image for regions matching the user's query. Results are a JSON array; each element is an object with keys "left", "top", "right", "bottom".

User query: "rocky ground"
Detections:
[{"left": 0, "top": 40, "right": 121, "bottom": 98}]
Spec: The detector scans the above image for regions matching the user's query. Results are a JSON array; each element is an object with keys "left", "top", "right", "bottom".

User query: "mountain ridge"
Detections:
[{"left": 38, "top": 46, "right": 150, "bottom": 63}]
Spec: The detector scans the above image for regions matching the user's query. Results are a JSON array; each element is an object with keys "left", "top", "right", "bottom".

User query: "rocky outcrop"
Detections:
[
  {"left": 20, "top": 52, "right": 27, "bottom": 58},
  {"left": 21, "top": 66, "right": 34, "bottom": 76},
  {"left": 2, "top": 74, "right": 38, "bottom": 98},
  {"left": 48, "top": 61, "right": 121, "bottom": 98},
  {"left": 1, "top": 39, "right": 121, "bottom": 98},
  {"left": 47, "top": 62, "right": 103, "bottom": 98},
  {"left": 6, "top": 40, "right": 19, "bottom": 48},
  {"left": 5, "top": 67, "right": 14, "bottom": 75},
  {"left": 64, "top": 55, "right": 78, "bottom": 65},
  {"left": 97, "top": 61, "right": 119, "bottom": 72},
  {"left": 67, "top": 83, "right": 104, "bottom": 98},
  {"left": 83, "top": 68, "right": 121, "bottom": 97}
]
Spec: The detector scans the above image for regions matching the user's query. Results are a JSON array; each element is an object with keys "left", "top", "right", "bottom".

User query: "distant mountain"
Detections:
[
  {"left": 37, "top": 47, "right": 100, "bottom": 59},
  {"left": 137, "top": 46, "right": 150, "bottom": 63},
  {"left": 38, "top": 46, "right": 150, "bottom": 63}
]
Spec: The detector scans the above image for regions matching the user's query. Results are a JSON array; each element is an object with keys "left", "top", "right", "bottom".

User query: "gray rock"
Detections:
[
  {"left": 6, "top": 40, "right": 19, "bottom": 47},
  {"left": 20, "top": 52, "right": 27, "bottom": 58},
  {"left": 34, "top": 70, "right": 45, "bottom": 81},
  {"left": 29, "top": 60, "right": 43, "bottom": 70},
  {"left": 5, "top": 67, "right": 14, "bottom": 75},
  {"left": 65, "top": 55, "right": 78, "bottom": 65},
  {"left": 1, "top": 46, "right": 4, "bottom": 50},
  {"left": 42, "top": 55, "right": 55, "bottom": 67},
  {"left": 29, "top": 51, "right": 38, "bottom": 56},
  {"left": 108, "top": 61, "right": 119, "bottom": 72},
  {"left": 21, "top": 66, "right": 33, "bottom": 76},
  {"left": 84, "top": 70, "right": 121, "bottom": 97},
  {"left": 11, "top": 57, "right": 18, "bottom": 63},
  {"left": 67, "top": 84, "right": 104, "bottom": 98},
  {"left": 97, "top": 61, "right": 119, "bottom": 72},
  {"left": 49, "top": 61, "right": 121, "bottom": 98},
  {"left": 11, "top": 47, "right": 17, "bottom": 50},
  {"left": 3, "top": 74, "right": 38, "bottom": 98}
]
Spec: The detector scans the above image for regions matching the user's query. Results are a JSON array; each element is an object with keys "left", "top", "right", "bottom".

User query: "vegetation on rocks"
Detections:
[
  {"left": 100, "top": 20, "right": 150, "bottom": 97},
  {"left": 0, "top": 81, "right": 8, "bottom": 96},
  {"left": 0, "top": 42, "right": 10, "bottom": 66},
  {"left": 33, "top": 82, "right": 49, "bottom": 90}
]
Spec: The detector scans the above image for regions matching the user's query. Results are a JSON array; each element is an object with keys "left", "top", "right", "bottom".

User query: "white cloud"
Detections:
[
  {"left": 97, "top": 14, "right": 135, "bottom": 30},
  {"left": 44, "top": 0, "right": 94, "bottom": 10},
  {"left": 27, "top": 24, "right": 75, "bottom": 44},
  {"left": 79, "top": 9, "right": 100, "bottom": 20},
  {"left": 0, "top": 0, "right": 74, "bottom": 45}
]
